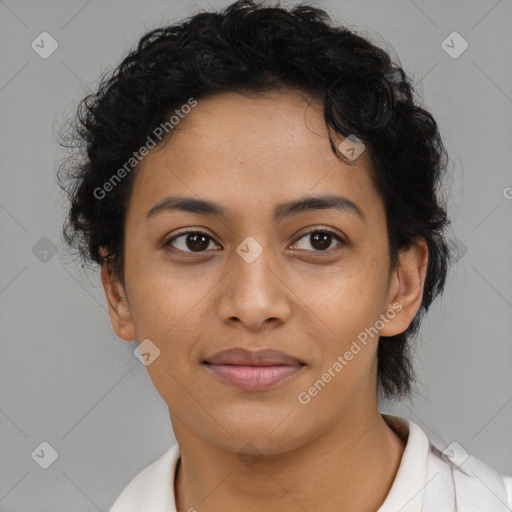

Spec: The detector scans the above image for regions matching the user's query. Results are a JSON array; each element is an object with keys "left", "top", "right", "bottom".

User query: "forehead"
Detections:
[{"left": 128, "top": 90, "right": 383, "bottom": 223}]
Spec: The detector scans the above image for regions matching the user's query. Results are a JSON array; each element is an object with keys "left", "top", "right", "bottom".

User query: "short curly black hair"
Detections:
[{"left": 57, "top": 0, "right": 452, "bottom": 400}]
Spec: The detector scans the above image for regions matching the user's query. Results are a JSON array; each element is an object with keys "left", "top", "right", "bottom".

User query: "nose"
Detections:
[{"left": 217, "top": 243, "right": 292, "bottom": 331}]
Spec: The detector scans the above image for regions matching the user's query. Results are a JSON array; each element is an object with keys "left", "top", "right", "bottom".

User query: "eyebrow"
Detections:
[{"left": 147, "top": 194, "right": 365, "bottom": 223}]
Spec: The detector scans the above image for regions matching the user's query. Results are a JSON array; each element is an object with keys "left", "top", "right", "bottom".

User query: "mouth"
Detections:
[
  {"left": 203, "top": 363, "right": 306, "bottom": 391},
  {"left": 202, "top": 348, "right": 306, "bottom": 391}
]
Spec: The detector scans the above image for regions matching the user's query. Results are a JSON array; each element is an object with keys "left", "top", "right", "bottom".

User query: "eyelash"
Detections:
[{"left": 164, "top": 228, "right": 346, "bottom": 255}]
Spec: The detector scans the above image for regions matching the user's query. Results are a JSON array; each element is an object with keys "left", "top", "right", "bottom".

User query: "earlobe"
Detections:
[
  {"left": 380, "top": 238, "right": 429, "bottom": 337},
  {"left": 100, "top": 258, "right": 137, "bottom": 342}
]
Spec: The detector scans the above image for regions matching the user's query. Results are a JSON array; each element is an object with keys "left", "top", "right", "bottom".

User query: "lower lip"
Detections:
[{"left": 203, "top": 363, "right": 304, "bottom": 391}]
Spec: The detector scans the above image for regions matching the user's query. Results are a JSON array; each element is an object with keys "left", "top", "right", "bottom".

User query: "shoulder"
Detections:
[
  {"left": 109, "top": 443, "right": 180, "bottom": 512},
  {"left": 382, "top": 413, "right": 511, "bottom": 511},
  {"left": 504, "top": 475, "right": 512, "bottom": 504},
  {"left": 427, "top": 440, "right": 512, "bottom": 511}
]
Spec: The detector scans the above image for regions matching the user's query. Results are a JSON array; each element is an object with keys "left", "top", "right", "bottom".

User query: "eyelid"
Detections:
[
  {"left": 164, "top": 229, "right": 221, "bottom": 252},
  {"left": 164, "top": 226, "right": 347, "bottom": 254},
  {"left": 291, "top": 226, "right": 346, "bottom": 252}
]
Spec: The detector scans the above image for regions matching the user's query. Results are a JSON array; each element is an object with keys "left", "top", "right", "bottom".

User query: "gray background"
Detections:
[{"left": 1, "top": 0, "right": 511, "bottom": 510}]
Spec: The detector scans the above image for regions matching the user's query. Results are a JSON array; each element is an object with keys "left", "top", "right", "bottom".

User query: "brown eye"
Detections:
[
  {"left": 292, "top": 229, "right": 345, "bottom": 252},
  {"left": 164, "top": 228, "right": 345, "bottom": 255},
  {"left": 165, "top": 231, "right": 220, "bottom": 253}
]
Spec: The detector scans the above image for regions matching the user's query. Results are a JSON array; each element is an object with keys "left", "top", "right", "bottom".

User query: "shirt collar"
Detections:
[{"left": 377, "top": 413, "right": 431, "bottom": 512}]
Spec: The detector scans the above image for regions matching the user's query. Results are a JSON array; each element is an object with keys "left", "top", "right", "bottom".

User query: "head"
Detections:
[{"left": 58, "top": 0, "right": 451, "bottom": 453}]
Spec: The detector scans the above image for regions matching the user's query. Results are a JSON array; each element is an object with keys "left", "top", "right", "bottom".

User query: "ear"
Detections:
[
  {"left": 380, "top": 237, "right": 429, "bottom": 337},
  {"left": 99, "top": 248, "right": 137, "bottom": 341}
]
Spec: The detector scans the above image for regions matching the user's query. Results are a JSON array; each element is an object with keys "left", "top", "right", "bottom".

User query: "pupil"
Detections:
[
  {"left": 311, "top": 232, "right": 331, "bottom": 250},
  {"left": 183, "top": 232, "right": 332, "bottom": 252},
  {"left": 187, "top": 233, "right": 209, "bottom": 252}
]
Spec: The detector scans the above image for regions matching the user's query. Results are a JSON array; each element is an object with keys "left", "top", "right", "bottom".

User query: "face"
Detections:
[{"left": 101, "top": 89, "right": 427, "bottom": 455}]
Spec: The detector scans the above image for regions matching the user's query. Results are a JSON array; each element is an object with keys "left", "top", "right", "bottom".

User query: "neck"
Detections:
[{"left": 172, "top": 407, "right": 406, "bottom": 512}]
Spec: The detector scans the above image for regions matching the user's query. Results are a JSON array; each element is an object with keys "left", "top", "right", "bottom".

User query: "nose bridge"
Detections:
[
  {"left": 219, "top": 234, "right": 291, "bottom": 327},
  {"left": 232, "top": 234, "right": 277, "bottom": 299}
]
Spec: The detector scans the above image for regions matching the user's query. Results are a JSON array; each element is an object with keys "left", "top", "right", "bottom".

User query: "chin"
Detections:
[{"left": 208, "top": 413, "right": 315, "bottom": 456}]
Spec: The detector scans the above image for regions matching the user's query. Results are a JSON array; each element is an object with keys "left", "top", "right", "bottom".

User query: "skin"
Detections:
[{"left": 101, "top": 89, "right": 428, "bottom": 512}]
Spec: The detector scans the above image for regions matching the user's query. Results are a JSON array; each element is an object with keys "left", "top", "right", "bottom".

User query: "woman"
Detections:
[{"left": 58, "top": 1, "right": 512, "bottom": 510}]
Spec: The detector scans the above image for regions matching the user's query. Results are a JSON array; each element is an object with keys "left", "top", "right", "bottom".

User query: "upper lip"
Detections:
[{"left": 204, "top": 348, "right": 305, "bottom": 366}]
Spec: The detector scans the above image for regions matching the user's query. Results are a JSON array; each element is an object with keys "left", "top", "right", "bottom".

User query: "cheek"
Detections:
[
  {"left": 289, "top": 255, "right": 388, "bottom": 338},
  {"left": 293, "top": 267, "right": 387, "bottom": 409},
  {"left": 125, "top": 250, "right": 216, "bottom": 338},
  {"left": 124, "top": 259, "right": 224, "bottom": 408}
]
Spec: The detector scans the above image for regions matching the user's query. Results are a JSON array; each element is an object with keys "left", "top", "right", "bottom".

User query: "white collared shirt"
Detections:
[{"left": 110, "top": 414, "right": 512, "bottom": 511}]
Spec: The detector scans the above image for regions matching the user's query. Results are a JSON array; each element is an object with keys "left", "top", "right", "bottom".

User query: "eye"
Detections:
[
  {"left": 164, "top": 228, "right": 346, "bottom": 255},
  {"left": 291, "top": 228, "right": 345, "bottom": 252},
  {"left": 164, "top": 230, "right": 221, "bottom": 253}
]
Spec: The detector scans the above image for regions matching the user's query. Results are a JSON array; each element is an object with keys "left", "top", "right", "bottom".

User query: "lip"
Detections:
[
  {"left": 203, "top": 348, "right": 306, "bottom": 391},
  {"left": 205, "top": 348, "right": 304, "bottom": 366}
]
